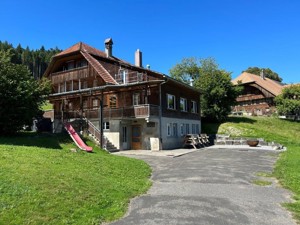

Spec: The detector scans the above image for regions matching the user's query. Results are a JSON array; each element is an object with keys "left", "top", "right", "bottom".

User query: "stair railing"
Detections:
[{"left": 86, "top": 120, "right": 107, "bottom": 149}]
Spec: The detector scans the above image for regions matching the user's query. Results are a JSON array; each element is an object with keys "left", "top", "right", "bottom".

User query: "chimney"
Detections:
[
  {"left": 104, "top": 38, "right": 113, "bottom": 57},
  {"left": 135, "top": 49, "right": 142, "bottom": 67},
  {"left": 260, "top": 69, "right": 265, "bottom": 80}
]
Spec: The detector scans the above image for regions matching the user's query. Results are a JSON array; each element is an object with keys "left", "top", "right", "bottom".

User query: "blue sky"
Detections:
[{"left": 1, "top": 0, "right": 299, "bottom": 83}]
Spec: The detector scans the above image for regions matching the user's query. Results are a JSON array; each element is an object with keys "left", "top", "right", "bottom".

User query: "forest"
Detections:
[{"left": 0, "top": 41, "right": 61, "bottom": 79}]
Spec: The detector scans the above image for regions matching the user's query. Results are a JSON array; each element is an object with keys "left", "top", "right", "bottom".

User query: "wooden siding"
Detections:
[
  {"left": 234, "top": 83, "right": 277, "bottom": 115},
  {"left": 161, "top": 82, "right": 201, "bottom": 120}
]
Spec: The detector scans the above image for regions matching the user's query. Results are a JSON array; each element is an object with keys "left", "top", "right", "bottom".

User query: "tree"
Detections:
[
  {"left": 170, "top": 57, "right": 241, "bottom": 122},
  {"left": 0, "top": 41, "right": 61, "bottom": 79},
  {"left": 169, "top": 57, "right": 200, "bottom": 84},
  {"left": 0, "top": 50, "right": 51, "bottom": 134},
  {"left": 243, "top": 67, "right": 282, "bottom": 82},
  {"left": 275, "top": 85, "right": 300, "bottom": 119}
]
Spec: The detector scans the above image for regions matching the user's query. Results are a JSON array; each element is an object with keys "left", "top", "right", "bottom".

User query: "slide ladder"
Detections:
[{"left": 64, "top": 123, "right": 93, "bottom": 152}]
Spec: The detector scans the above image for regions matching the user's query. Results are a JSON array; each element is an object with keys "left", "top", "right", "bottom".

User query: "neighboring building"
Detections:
[
  {"left": 44, "top": 38, "right": 201, "bottom": 150},
  {"left": 232, "top": 72, "right": 284, "bottom": 115}
]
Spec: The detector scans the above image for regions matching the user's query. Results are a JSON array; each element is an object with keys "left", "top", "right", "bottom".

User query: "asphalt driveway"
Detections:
[{"left": 109, "top": 148, "right": 295, "bottom": 225}]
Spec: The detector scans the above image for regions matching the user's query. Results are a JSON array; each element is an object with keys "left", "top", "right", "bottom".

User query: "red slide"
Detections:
[{"left": 64, "top": 123, "right": 93, "bottom": 152}]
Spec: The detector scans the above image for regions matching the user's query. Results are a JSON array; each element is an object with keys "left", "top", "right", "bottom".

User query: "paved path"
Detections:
[{"left": 109, "top": 148, "right": 295, "bottom": 225}]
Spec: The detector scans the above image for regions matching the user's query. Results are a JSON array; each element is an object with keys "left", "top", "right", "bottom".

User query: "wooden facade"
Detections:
[
  {"left": 45, "top": 40, "right": 201, "bottom": 150},
  {"left": 232, "top": 72, "right": 284, "bottom": 116}
]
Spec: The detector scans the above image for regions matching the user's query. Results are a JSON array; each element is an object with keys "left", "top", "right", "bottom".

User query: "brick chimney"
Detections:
[
  {"left": 104, "top": 38, "right": 113, "bottom": 57},
  {"left": 135, "top": 49, "right": 142, "bottom": 67}
]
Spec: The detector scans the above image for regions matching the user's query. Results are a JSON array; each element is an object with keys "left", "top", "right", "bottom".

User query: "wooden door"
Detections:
[{"left": 131, "top": 125, "right": 142, "bottom": 150}]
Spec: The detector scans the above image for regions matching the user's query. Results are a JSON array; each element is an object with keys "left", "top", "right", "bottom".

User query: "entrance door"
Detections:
[{"left": 131, "top": 125, "right": 142, "bottom": 150}]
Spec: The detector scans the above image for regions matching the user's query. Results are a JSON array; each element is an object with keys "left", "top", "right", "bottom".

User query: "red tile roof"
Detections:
[
  {"left": 55, "top": 42, "right": 107, "bottom": 58},
  {"left": 232, "top": 72, "right": 284, "bottom": 96}
]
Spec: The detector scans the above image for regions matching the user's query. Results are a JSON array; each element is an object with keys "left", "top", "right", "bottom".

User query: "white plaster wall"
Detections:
[
  {"left": 160, "top": 117, "right": 201, "bottom": 149},
  {"left": 103, "top": 120, "right": 120, "bottom": 149}
]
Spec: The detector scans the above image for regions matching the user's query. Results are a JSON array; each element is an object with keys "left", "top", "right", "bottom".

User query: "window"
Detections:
[
  {"left": 167, "top": 123, "right": 172, "bottom": 136},
  {"left": 191, "top": 100, "right": 198, "bottom": 113},
  {"left": 66, "top": 60, "right": 74, "bottom": 70},
  {"left": 186, "top": 124, "right": 190, "bottom": 134},
  {"left": 133, "top": 93, "right": 140, "bottom": 105},
  {"left": 59, "top": 83, "right": 65, "bottom": 93},
  {"left": 173, "top": 123, "right": 178, "bottom": 137},
  {"left": 109, "top": 95, "right": 117, "bottom": 108},
  {"left": 196, "top": 124, "right": 200, "bottom": 134},
  {"left": 67, "top": 82, "right": 73, "bottom": 92},
  {"left": 180, "top": 98, "right": 187, "bottom": 112},
  {"left": 167, "top": 94, "right": 176, "bottom": 110},
  {"left": 167, "top": 123, "right": 177, "bottom": 137},
  {"left": 117, "top": 69, "right": 128, "bottom": 84},
  {"left": 103, "top": 122, "right": 110, "bottom": 130},
  {"left": 192, "top": 124, "right": 196, "bottom": 134},
  {"left": 83, "top": 100, "right": 88, "bottom": 109},
  {"left": 76, "top": 59, "right": 87, "bottom": 68},
  {"left": 92, "top": 99, "right": 98, "bottom": 109},
  {"left": 82, "top": 81, "right": 88, "bottom": 89},
  {"left": 68, "top": 102, "right": 73, "bottom": 111},
  {"left": 180, "top": 124, "right": 185, "bottom": 136}
]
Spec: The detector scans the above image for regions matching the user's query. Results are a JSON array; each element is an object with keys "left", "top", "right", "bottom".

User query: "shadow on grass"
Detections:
[
  {"left": 202, "top": 116, "right": 257, "bottom": 134},
  {"left": 0, "top": 132, "right": 72, "bottom": 149},
  {"left": 227, "top": 116, "right": 257, "bottom": 124}
]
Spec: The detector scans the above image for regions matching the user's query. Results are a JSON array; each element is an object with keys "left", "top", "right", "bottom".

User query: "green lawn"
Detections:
[
  {"left": 203, "top": 116, "right": 300, "bottom": 222},
  {"left": 40, "top": 100, "right": 53, "bottom": 111},
  {"left": 0, "top": 133, "right": 151, "bottom": 225}
]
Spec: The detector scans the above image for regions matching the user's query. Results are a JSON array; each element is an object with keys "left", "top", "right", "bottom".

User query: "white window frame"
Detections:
[
  {"left": 180, "top": 97, "right": 187, "bottom": 112},
  {"left": 118, "top": 69, "right": 128, "bottom": 84},
  {"left": 191, "top": 100, "right": 198, "bottom": 113},
  {"left": 103, "top": 122, "right": 110, "bottom": 130},
  {"left": 167, "top": 94, "right": 176, "bottom": 110}
]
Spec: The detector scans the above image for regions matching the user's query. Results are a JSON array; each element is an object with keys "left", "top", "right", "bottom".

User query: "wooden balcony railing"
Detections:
[
  {"left": 54, "top": 104, "right": 160, "bottom": 120},
  {"left": 51, "top": 66, "right": 89, "bottom": 84}
]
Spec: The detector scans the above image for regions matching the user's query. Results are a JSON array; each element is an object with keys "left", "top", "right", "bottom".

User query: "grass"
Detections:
[
  {"left": 203, "top": 116, "right": 300, "bottom": 222},
  {"left": 0, "top": 133, "right": 152, "bottom": 225},
  {"left": 255, "top": 171, "right": 273, "bottom": 177},
  {"left": 252, "top": 180, "right": 272, "bottom": 186},
  {"left": 40, "top": 100, "right": 53, "bottom": 111}
]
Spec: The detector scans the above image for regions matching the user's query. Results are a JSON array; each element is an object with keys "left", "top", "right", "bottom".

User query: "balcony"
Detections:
[
  {"left": 51, "top": 66, "right": 89, "bottom": 84},
  {"left": 103, "top": 104, "right": 159, "bottom": 119},
  {"left": 55, "top": 104, "right": 160, "bottom": 120},
  {"left": 115, "top": 72, "right": 147, "bottom": 84}
]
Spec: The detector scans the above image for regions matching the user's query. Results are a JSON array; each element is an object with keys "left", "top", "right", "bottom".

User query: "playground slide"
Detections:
[{"left": 64, "top": 123, "right": 93, "bottom": 152}]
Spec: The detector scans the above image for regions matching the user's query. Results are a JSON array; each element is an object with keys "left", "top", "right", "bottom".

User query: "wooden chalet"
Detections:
[
  {"left": 44, "top": 38, "right": 201, "bottom": 150},
  {"left": 232, "top": 72, "right": 284, "bottom": 115}
]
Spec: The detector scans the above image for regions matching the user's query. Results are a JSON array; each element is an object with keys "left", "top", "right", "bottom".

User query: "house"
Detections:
[
  {"left": 232, "top": 72, "right": 284, "bottom": 115},
  {"left": 44, "top": 38, "right": 201, "bottom": 150}
]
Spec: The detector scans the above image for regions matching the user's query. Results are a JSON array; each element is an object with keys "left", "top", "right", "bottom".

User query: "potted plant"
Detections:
[{"left": 247, "top": 139, "right": 259, "bottom": 147}]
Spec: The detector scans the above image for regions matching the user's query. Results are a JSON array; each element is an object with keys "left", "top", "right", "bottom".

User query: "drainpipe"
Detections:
[{"left": 159, "top": 78, "right": 168, "bottom": 150}]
